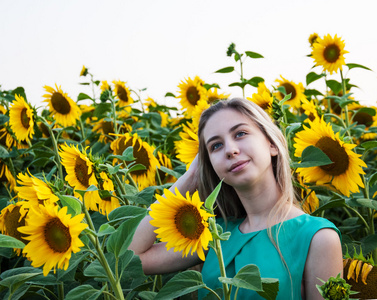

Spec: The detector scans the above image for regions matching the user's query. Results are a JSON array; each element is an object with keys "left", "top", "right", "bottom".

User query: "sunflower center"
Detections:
[
  {"left": 44, "top": 217, "right": 71, "bottom": 253},
  {"left": 20, "top": 108, "right": 30, "bottom": 129},
  {"left": 174, "top": 204, "right": 204, "bottom": 239},
  {"left": 315, "top": 136, "right": 349, "bottom": 176},
  {"left": 280, "top": 83, "right": 296, "bottom": 100},
  {"left": 51, "top": 92, "right": 71, "bottom": 115},
  {"left": 353, "top": 112, "right": 374, "bottom": 127},
  {"left": 74, "top": 157, "right": 91, "bottom": 187},
  {"left": 116, "top": 85, "right": 129, "bottom": 103},
  {"left": 121, "top": 138, "right": 150, "bottom": 176},
  {"left": 102, "top": 121, "right": 114, "bottom": 135},
  {"left": 3, "top": 206, "right": 28, "bottom": 243},
  {"left": 186, "top": 87, "right": 200, "bottom": 106},
  {"left": 324, "top": 44, "right": 340, "bottom": 63}
]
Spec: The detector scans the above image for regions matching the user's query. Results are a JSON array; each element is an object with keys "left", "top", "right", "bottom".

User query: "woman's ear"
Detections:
[{"left": 270, "top": 143, "right": 278, "bottom": 156}]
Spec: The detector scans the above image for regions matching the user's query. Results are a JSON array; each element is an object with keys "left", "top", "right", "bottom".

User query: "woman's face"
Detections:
[{"left": 202, "top": 108, "right": 278, "bottom": 190}]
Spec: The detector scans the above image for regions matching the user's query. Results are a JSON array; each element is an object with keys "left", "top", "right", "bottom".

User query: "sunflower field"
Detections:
[{"left": 0, "top": 33, "right": 377, "bottom": 299}]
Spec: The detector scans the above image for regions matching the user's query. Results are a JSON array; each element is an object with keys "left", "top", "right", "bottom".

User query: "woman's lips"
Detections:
[{"left": 229, "top": 160, "right": 249, "bottom": 172}]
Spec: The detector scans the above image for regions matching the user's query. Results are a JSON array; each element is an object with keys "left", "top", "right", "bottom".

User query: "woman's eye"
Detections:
[
  {"left": 236, "top": 131, "right": 246, "bottom": 138},
  {"left": 211, "top": 142, "right": 222, "bottom": 151}
]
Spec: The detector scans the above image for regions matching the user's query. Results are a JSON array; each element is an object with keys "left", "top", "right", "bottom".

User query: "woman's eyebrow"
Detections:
[{"left": 205, "top": 123, "right": 248, "bottom": 146}]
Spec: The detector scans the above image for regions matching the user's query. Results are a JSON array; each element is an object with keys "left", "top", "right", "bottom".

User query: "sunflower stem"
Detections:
[
  {"left": 78, "top": 117, "right": 86, "bottom": 143},
  {"left": 209, "top": 217, "right": 230, "bottom": 300},
  {"left": 344, "top": 204, "right": 370, "bottom": 232},
  {"left": 340, "top": 70, "right": 351, "bottom": 138},
  {"left": 82, "top": 203, "right": 125, "bottom": 300},
  {"left": 112, "top": 173, "right": 130, "bottom": 205},
  {"left": 109, "top": 95, "right": 119, "bottom": 135},
  {"left": 57, "top": 282, "right": 64, "bottom": 300},
  {"left": 39, "top": 117, "right": 64, "bottom": 184}
]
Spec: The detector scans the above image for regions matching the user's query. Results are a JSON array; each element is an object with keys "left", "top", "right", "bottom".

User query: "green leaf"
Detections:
[
  {"left": 159, "top": 166, "right": 182, "bottom": 179},
  {"left": 215, "top": 66, "right": 235, "bottom": 73},
  {"left": 306, "top": 72, "right": 326, "bottom": 85},
  {"left": 257, "top": 278, "right": 279, "bottom": 300},
  {"left": 154, "top": 270, "right": 206, "bottom": 300},
  {"left": 304, "top": 89, "right": 324, "bottom": 97},
  {"left": 108, "top": 205, "right": 147, "bottom": 222},
  {"left": 77, "top": 93, "right": 93, "bottom": 101},
  {"left": 219, "top": 264, "right": 263, "bottom": 291},
  {"left": 229, "top": 82, "right": 247, "bottom": 88},
  {"left": 355, "top": 198, "right": 377, "bottom": 210},
  {"left": 107, "top": 207, "right": 147, "bottom": 257},
  {"left": 165, "top": 92, "right": 176, "bottom": 98},
  {"left": 347, "top": 63, "right": 372, "bottom": 71},
  {"left": 138, "top": 291, "right": 157, "bottom": 300},
  {"left": 361, "top": 141, "right": 377, "bottom": 150},
  {"left": 311, "top": 199, "right": 346, "bottom": 216},
  {"left": 203, "top": 83, "right": 221, "bottom": 90},
  {"left": 0, "top": 234, "right": 25, "bottom": 249},
  {"left": 0, "top": 272, "right": 42, "bottom": 298},
  {"left": 245, "top": 51, "right": 264, "bottom": 59},
  {"left": 0, "top": 114, "right": 9, "bottom": 125},
  {"left": 59, "top": 195, "right": 82, "bottom": 217},
  {"left": 65, "top": 284, "right": 105, "bottom": 300},
  {"left": 291, "top": 146, "right": 333, "bottom": 168},
  {"left": 103, "top": 163, "right": 121, "bottom": 175},
  {"left": 247, "top": 77, "right": 265, "bottom": 88},
  {"left": 0, "top": 145, "right": 9, "bottom": 159},
  {"left": 97, "top": 223, "right": 116, "bottom": 236},
  {"left": 205, "top": 180, "right": 223, "bottom": 210},
  {"left": 356, "top": 107, "right": 376, "bottom": 116},
  {"left": 368, "top": 171, "right": 377, "bottom": 186},
  {"left": 326, "top": 80, "right": 342, "bottom": 95}
]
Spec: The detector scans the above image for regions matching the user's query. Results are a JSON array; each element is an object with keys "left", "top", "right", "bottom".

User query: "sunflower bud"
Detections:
[{"left": 316, "top": 273, "right": 357, "bottom": 300}]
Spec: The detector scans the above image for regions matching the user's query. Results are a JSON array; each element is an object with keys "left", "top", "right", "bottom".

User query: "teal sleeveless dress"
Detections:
[{"left": 199, "top": 214, "right": 340, "bottom": 299}]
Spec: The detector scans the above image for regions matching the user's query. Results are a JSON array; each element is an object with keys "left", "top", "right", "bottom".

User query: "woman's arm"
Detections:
[
  {"left": 303, "top": 228, "right": 343, "bottom": 299},
  {"left": 128, "top": 156, "right": 201, "bottom": 275}
]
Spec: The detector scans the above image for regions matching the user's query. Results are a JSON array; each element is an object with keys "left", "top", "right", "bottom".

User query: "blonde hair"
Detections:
[{"left": 197, "top": 98, "right": 300, "bottom": 298}]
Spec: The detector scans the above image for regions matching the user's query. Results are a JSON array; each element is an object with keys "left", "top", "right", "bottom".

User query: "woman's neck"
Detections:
[{"left": 235, "top": 181, "right": 284, "bottom": 232}]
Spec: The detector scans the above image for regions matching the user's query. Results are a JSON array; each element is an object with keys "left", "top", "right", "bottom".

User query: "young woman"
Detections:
[{"left": 129, "top": 98, "right": 343, "bottom": 299}]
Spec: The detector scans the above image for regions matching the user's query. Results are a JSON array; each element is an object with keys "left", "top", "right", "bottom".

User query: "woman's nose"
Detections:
[{"left": 225, "top": 142, "right": 239, "bottom": 158}]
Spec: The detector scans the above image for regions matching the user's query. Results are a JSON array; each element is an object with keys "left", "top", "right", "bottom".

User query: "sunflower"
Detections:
[
  {"left": 144, "top": 97, "right": 158, "bottom": 112},
  {"left": 18, "top": 203, "right": 87, "bottom": 276},
  {"left": 177, "top": 76, "right": 208, "bottom": 115},
  {"left": 93, "top": 119, "right": 132, "bottom": 144},
  {"left": 297, "top": 175, "right": 319, "bottom": 214},
  {"left": 308, "top": 33, "right": 319, "bottom": 47},
  {"left": 113, "top": 80, "right": 134, "bottom": 107},
  {"left": 192, "top": 99, "right": 210, "bottom": 130},
  {"left": 275, "top": 76, "right": 306, "bottom": 109},
  {"left": 59, "top": 143, "right": 99, "bottom": 211},
  {"left": 248, "top": 82, "right": 273, "bottom": 114},
  {"left": 175, "top": 122, "right": 199, "bottom": 170},
  {"left": 311, "top": 34, "right": 348, "bottom": 75},
  {"left": 294, "top": 118, "right": 367, "bottom": 197},
  {"left": 97, "top": 172, "right": 120, "bottom": 217},
  {"left": 156, "top": 152, "right": 176, "bottom": 184},
  {"left": 110, "top": 133, "right": 159, "bottom": 190},
  {"left": 149, "top": 188, "right": 213, "bottom": 261},
  {"left": 9, "top": 94, "right": 35, "bottom": 143},
  {"left": 207, "top": 88, "right": 230, "bottom": 104},
  {"left": 0, "top": 160, "right": 16, "bottom": 191},
  {"left": 0, "top": 202, "right": 29, "bottom": 255},
  {"left": 301, "top": 98, "right": 320, "bottom": 122},
  {"left": 79, "top": 65, "right": 88, "bottom": 77},
  {"left": 100, "top": 80, "right": 110, "bottom": 92},
  {"left": 15, "top": 171, "right": 59, "bottom": 208},
  {"left": 43, "top": 84, "right": 82, "bottom": 127}
]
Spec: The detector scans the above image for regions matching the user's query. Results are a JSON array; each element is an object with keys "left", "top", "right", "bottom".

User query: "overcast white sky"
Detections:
[{"left": 1, "top": 0, "right": 376, "bottom": 108}]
